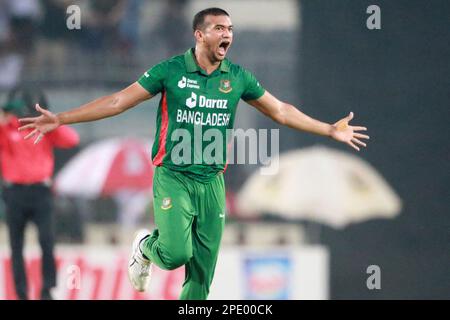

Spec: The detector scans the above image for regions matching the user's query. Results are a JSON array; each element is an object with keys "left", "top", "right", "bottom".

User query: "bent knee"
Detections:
[{"left": 164, "top": 251, "right": 192, "bottom": 270}]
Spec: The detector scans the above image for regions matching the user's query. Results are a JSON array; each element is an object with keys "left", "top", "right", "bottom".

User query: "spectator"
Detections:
[
  {"left": 0, "top": 85, "right": 79, "bottom": 300},
  {"left": 35, "top": 0, "right": 73, "bottom": 73},
  {"left": 7, "top": 0, "right": 40, "bottom": 57},
  {"left": 156, "top": 0, "right": 190, "bottom": 55},
  {"left": 0, "top": 47, "right": 24, "bottom": 90},
  {"left": 80, "top": 0, "right": 126, "bottom": 52},
  {"left": 0, "top": 1, "right": 23, "bottom": 90},
  {"left": 0, "top": 0, "right": 11, "bottom": 43},
  {"left": 117, "top": 0, "right": 142, "bottom": 65}
]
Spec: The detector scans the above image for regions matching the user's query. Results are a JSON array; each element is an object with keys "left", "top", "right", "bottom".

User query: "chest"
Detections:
[
  {"left": 165, "top": 73, "right": 242, "bottom": 112},
  {"left": 2, "top": 127, "right": 49, "bottom": 154}
]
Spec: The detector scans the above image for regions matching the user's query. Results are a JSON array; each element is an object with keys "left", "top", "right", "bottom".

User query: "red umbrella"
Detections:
[{"left": 54, "top": 137, "right": 154, "bottom": 198}]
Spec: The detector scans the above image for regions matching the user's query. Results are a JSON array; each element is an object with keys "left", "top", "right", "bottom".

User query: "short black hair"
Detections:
[{"left": 192, "top": 7, "right": 229, "bottom": 32}]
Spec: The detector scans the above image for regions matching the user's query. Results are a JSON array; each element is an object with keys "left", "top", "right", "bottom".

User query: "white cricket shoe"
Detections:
[{"left": 128, "top": 229, "right": 152, "bottom": 292}]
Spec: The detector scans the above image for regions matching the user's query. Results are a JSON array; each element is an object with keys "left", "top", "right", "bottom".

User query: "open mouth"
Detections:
[{"left": 218, "top": 40, "right": 230, "bottom": 56}]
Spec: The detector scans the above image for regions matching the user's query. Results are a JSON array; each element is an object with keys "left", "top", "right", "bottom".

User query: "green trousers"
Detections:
[{"left": 141, "top": 166, "right": 226, "bottom": 300}]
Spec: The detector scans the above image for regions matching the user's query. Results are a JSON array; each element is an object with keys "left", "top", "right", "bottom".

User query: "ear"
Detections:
[{"left": 194, "top": 29, "right": 204, "bottom": 43}]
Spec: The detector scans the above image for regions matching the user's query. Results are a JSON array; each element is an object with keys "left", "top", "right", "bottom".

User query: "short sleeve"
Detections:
[
  {"left": 241, "top": 68, "right": 265, "bottom": 101},
  {"left": 137, "top": 61, "right": 169, "bottom": 95}
]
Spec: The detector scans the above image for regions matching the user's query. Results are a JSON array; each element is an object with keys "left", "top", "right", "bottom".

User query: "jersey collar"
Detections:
[{"left": 184, "top": 48, "right": 230, "bottom": 74}]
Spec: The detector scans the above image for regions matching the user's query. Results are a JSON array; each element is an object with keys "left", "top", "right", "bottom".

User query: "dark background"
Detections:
[{"left": 297, "top": 0, "right": 449, "bottom": 299}]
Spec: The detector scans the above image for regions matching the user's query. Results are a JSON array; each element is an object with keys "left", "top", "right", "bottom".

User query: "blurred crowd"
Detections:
[{"left": 0, "top": 0, "right": 191, "bottom": 89}]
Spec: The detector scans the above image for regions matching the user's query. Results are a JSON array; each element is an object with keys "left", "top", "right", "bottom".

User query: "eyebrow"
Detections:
[{"left": 214, "top": 24, "right": 233, "bottom": 28}]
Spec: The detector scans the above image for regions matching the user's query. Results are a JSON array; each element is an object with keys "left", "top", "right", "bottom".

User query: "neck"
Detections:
[{"left": 194, "top": 45, "right": 220, "bottom": 75}]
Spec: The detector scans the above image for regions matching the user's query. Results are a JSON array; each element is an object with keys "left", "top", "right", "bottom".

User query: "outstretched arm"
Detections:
[
  {"left": 18, "top": 82, "right": 152, "bottom": 144},
  {"left": 246, "top": 91, "right": 369, "bottom": 151}
]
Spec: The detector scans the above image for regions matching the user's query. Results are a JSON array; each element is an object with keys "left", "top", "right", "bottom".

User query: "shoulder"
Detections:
[
  {"left": 226, "top": 59, "right": 257, "bottom": 78},
  {"left": 226, "top": 59, "right": 244, "bottom": 73},
  {"left": 142, "top": 55, "right": 185, "bottom": 82},
  {"left": 1, "top": 115, "right": 19, "bottom": 128},
  {"left": 154, "top": 54, "right": 185, "bottom": 71}
]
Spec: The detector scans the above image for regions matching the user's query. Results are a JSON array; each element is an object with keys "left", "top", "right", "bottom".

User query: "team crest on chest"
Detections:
[{"left": 219, "top": 79, "right": 232, "bottom": 93}]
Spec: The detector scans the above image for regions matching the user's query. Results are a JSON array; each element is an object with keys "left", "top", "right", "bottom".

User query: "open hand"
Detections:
[
  {"left": 330, "top": 112, "right": 369, "bottom": 151},
  {"left": 18, "top": 104, "right": 60, "bottom": 144}
]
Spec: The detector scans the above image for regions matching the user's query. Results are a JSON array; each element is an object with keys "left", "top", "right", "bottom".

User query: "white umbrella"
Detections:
[
  {"left": 236, "top": 146, "right": 402, "bottom": 229},
  {"left": 54, "top": 137, "right": 154, "bottom": 199}
]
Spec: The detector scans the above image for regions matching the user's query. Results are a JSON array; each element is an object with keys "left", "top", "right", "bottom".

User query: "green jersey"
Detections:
[{"left": 138, "top": 48, "right": 265, "bottom": 182}]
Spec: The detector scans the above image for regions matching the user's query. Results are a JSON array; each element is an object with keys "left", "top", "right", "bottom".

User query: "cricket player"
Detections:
[{"left": 18, "top": 8, "right": 369, "bottom": 300}]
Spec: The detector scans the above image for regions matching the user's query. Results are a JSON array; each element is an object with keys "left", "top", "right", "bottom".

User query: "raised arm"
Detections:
[
  {"left": 246, "top": 91, "right": 369, "bottom": 151},
  {"left": 18, "top": 82, "right": 152, "bottom": 144}
]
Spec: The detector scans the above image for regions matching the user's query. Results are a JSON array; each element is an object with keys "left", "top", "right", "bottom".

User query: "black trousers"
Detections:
[{"left": 2, "top": 184, "right": 56, "bottom": 300}]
